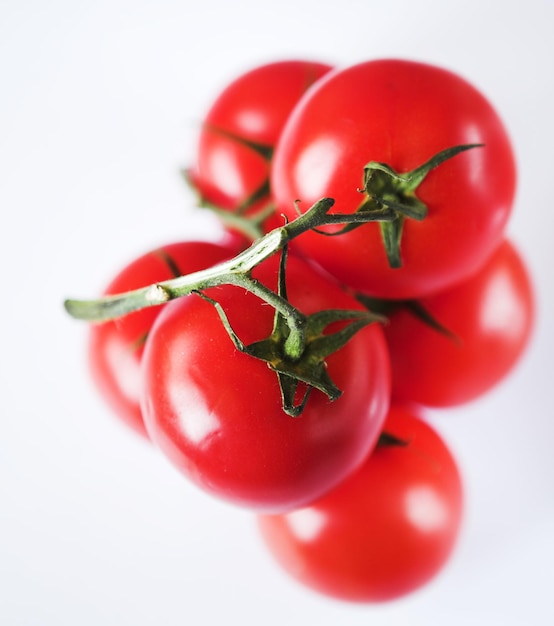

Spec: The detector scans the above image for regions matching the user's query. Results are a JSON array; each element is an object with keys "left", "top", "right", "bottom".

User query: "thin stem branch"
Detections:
[{"left": 64, "top": 197, "right": 395, "bottom": 324}]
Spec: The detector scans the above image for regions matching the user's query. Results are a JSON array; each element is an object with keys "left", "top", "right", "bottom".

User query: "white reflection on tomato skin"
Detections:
[
  {"left": 460, "top": 122, "right": 487, "bottom": 186},
  {"left": 236, "top": 110, "right": 267, "bottom": 136},
  {"left": 167, "top": 376, "right": 221, "bottom": 447},
  {"left": 404, "top": 485, "right": 450, "bottom": 534},
  {"left": 279, "top": 484, "right": 452, "bottom": 541},
  {"left": 104, "top": 335, "right": 141, "bottom": 404},
  {"left": 284, "top": 507, "right": 327, "bottom": 543},
  {"left": 293, "top": 136, "right": 343, "bottom": 200},
  {"left": 480, "top": 269, "right": 527, "bottom": 338},
  {"left": 205, "top": 146, "right": 243, "bottom": 198}
]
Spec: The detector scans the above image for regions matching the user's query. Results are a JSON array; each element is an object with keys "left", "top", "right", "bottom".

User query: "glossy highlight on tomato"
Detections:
[
  {"left": 257, "top": 405, "right": 463, "bottom": 602},
  {"left": 383, "top": 239, "right": 534, "bottom": 407},
  {"left": 88, "top": 239, "right": 241, "bottom": 437},
  {"left": 140, "top": 254, "right": 391, "bottom": 512},
  {"left": 271, "top": 58, "right": 516, "bottom": 298}
]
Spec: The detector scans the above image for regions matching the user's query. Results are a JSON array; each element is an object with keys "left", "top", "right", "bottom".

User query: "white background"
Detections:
[{"left": 1, "top": 1, "right": 553, "bottom": 624}]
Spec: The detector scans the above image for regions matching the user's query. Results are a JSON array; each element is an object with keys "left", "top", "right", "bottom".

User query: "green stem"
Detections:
[{"left": 65, "top": 197, "right": 392, "bottom": 323}]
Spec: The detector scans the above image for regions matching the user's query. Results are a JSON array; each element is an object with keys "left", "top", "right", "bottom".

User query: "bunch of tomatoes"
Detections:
[{"left": 70, "top": 58, "right": 534, "bottom": 603}]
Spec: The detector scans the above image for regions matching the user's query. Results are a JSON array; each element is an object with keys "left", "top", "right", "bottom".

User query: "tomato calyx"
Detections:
[
  {"left": 316, "top": 144, "right": 482, "bottom": 268},
  {"left": 183, "top": 168, "right": 276, "bottom": 241},
  {"left": 355, "top": 292, "right": 459, "bottom": 342},
  {"left": 196, "top": 245, "right": 384, "bottom": 417},
  {"left": 376, "top": 430, "right": 410, "bottom": 448},
  {"left": 185, "top": 125, "right": 277, "bottom": 240},
  {"left": 364, "top": 143, "right": 483, "bottom": 267},
  {"left": 203, "top": 123, "right": 275, "bottom": 162}
]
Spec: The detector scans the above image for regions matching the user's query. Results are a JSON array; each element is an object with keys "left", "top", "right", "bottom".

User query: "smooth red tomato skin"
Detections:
[
  {"left": 385, "top": 239, "right": 534, "bottom": 407},
  {"left": 257, "top": 405, "right": 463, "bottom": 602},
  {"left": 88, "top": 240, "right": 241, "bottom": 438},
  {"left": 140, "top": 255, "right": 391, "bottom": 512},
  {"left": 271, "top": 59, "right": 516, "bottom": 298},
  {"left": 190, "top": 60, "right": 332, "bottom": 224}
]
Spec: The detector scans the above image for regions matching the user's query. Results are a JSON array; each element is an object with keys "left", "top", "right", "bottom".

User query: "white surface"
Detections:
[{"left": 1, "top": 1, "right": 553, "bottom": 624}]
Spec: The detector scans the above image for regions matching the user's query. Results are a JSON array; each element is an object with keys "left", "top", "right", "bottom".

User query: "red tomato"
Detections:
[
  {"left": 257, "top": 405, "right": 463, "bottom": 602},
  {"left": 188, "top": 59, "right": 333, "bottom": 232},
  {"left": 383, "top": 239, "right": 534, "bottom": 407},
  {"left": 140, "top": 254, "right": 391, "bottom": 512},
  {"left": 88, "top": 239, "right": 241, "bottom": 438},
  {"left": 271, "top": 58, "right": 516, "bottom": 298}
]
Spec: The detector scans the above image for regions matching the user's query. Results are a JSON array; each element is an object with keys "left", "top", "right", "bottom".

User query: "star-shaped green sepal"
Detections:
[
  {"left": 195, "top": 245, "right": 385, "bottom": 417},
  {"left": 312, "top": 144, "right": 483, "bottom": 269}
]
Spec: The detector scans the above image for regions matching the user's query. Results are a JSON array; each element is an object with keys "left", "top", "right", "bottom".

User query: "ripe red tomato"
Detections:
[
  {"left": 257, "top": 405, "right": 463, "bottom": 602},
  {"left": 188, "top": 59, "right": 333, "bottom": 232},
  {"left": 271, "top": 58, "right": 516, "bottom": 298},
  {"left": 140, "top": 254, "right": 391, "bottom": 512},
  {"left": 88, "top": 239, "right": 241, "bottom": 438},
  {"left": 382, "top": 239, "right": 534, "bottom": 407}
]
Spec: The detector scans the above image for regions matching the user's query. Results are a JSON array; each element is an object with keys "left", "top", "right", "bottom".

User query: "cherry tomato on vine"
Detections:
[
  {"left": 271, "top": 58, "right": 516, "bottom": 299},
  {"left": 140, "top": 254, "right": 391, "bottom": 512},
  {"left": 381, "top": 239, "right": 534, "bottom": 407},
  {"left": 257, "top": 405, "right": 463, "bottom": 603},
  {"left": 88, "top": 239, "right": 241, "bottom": 438},
  {"left": 188, "top": 59, "right": 333, "bottom": 235}
]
